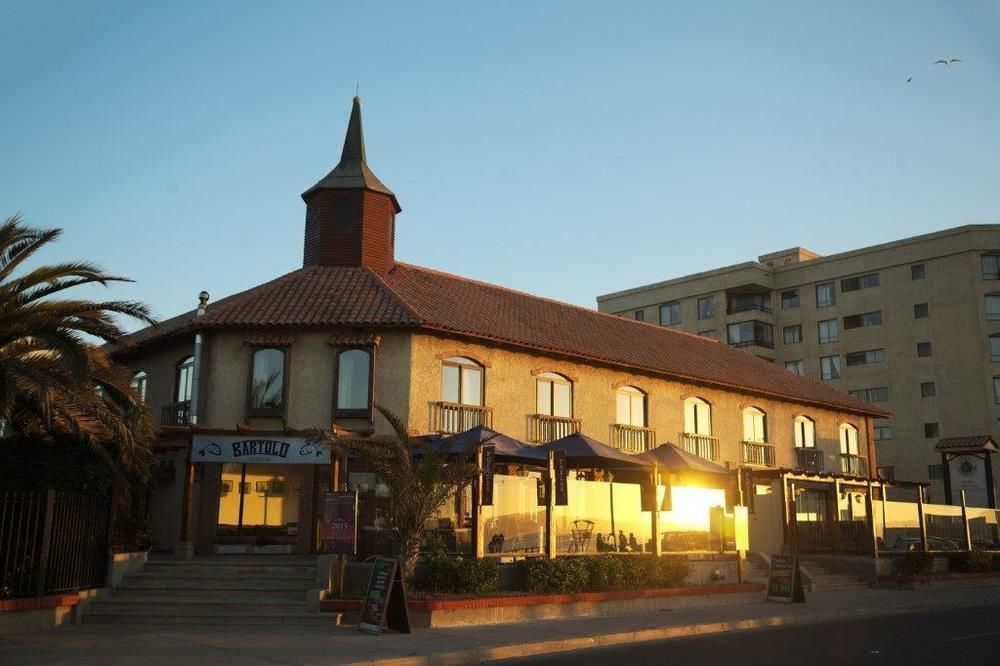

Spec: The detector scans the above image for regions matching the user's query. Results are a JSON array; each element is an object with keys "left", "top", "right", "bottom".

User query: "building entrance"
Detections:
[{"left": 216, "top": 463, "right": 304, "bottom": 552}]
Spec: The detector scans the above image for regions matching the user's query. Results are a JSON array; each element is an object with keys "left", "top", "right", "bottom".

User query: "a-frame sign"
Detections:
[{"left": 359, "top": 557, "right": 411, "bottom": 634}]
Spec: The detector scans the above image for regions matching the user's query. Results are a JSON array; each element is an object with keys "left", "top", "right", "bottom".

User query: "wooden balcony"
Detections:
[
  {"left": 430, "top": 401, "right": 493, "bottom": 434},
  {"left": 680, "top": 433, "right": 720, "bottom": 461},
  {"left": 741, "top": 441, "right": 775, "bottom": 467},
  {"left": 795, "top": 448, "right": 824, "bottom": 472},
  {"left": 610, "top": 424, "right": 656, "bottom": 454},
  {"left": 529, "top": 414, "right": 581, "bottom": 444},
  {"left": 160, "top": 400, "right": 191, "bottom": 426},
  {"left": 840, "top": 454, "right": 869, "bottom": 477}
]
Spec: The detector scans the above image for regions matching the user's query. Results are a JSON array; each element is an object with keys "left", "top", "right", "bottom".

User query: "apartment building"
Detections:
[{"left": 597, "top": 226, "right": 1000, "bottom": 504}]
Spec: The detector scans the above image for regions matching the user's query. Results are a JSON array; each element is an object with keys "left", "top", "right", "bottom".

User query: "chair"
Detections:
[{"left": 569, "top": 519, "right": 594, "bottom": 553}]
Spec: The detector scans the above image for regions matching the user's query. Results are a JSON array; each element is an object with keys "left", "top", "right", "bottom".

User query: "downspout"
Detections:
[
  {"left": 189, "top": 290, "right": 210, "bottom": 425},
  {"left": 176, "top": 290, "right": 210, "bottom": 560}
]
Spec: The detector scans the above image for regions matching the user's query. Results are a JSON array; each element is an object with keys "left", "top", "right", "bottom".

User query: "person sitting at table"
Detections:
[
  {"left": 629, "top": 533, "right": 639, "bottom": 552},
  {"left": 618, "top": 530, "right": 628, "bottom": 552},
  {"left": 596, "top": 533, "right": 607, "bottom": 552}
]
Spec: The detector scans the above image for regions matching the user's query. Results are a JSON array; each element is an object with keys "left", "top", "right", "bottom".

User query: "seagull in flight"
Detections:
[
  {"left": 906, "top": 76, "right": 912, "bottom": 83},
  {"left": 934, "top": 58, "right": 962, "bottom": 66}
]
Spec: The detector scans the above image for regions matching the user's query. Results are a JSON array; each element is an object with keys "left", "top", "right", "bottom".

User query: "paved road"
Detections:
[{"left": 502, "top": 604, "right": 1000, "bottom": 665}]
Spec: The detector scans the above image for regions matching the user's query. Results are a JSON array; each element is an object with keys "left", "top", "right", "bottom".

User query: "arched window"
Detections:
[
  {"left": 794, "top": 416, "right": 815, "bottom": 448},
  {"left": 742, "top": 407, "right": 767, "bottom": 443},
  {"left": 683, "top": 397, "right": 712, "bottom": 435},
  {"left": 130, "top": 371, "right": 148, "bottom": 404},
  {"left": 174, "top": 356, "right": 194, "bottom": 403},
  {"left": 840, "top": 423, "right": 859, "bottom": 455},
  {"left": 616, "top": 386, "right": 646, "bottom": 427},
  {"left": 441, "top": 357, "right": 483, "bottom": 406},
  {"left": 249, "top": 348, "right": 285, "bottom": 413},
  {"left": 536, "top": 372, "right": 572, "bottom": 418},
  {"left": 335, "top": 348, "right": 372, "bottom": 417}
]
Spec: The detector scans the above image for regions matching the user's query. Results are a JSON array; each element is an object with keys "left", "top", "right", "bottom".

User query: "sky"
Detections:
[{"left": 1, "top": 1, "right": 999, "bottom": 329}]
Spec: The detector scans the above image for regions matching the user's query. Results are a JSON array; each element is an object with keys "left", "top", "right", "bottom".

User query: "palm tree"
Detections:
[
  {"left": 316, "top": 405, "right": 478, "bottom": 582},
  {"left": 0, "top": 214, "right": 156, "bottom": 479}
]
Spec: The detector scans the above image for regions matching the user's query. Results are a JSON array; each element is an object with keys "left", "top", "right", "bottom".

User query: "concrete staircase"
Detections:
[
  {"left": 798, "top": 559, "right": 870, "bottom": 592},
  {"left": 85, "top": 556, "right": 337, "bottom": 626},
  {"left": 746, "top": 558, "right": 770, "bottom": 584}
]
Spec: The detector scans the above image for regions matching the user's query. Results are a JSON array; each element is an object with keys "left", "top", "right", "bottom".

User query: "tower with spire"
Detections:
[{"left": 301, "top": 97, "right": 401, "bottom": 272}]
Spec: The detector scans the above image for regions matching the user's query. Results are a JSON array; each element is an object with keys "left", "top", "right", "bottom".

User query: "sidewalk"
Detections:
[{"left": 3, "top": 586, "right": 1000, "bottom": 665}]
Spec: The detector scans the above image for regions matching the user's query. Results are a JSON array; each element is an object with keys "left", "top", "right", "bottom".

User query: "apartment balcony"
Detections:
[
  {"left": 741, "top": 441, "right": 775, "bottom": 467},
  {"left": 840, "top": 454, "right": 869, "bottom": 477},
  {"left": 529, "top": 414, "right": 582, "bottom": 444},
  {"left": 680, "top": 433, "right": 720, "bottom": 461},
  {"left": 161, "top": 400, "right": 191, "bottom": 426},
  {"left": 795, "top": 448, "right": 824, "bottom": 473},
  {"left": 430, "top": 401, "right": 493, "bottom": 434},
  {"left": 726, "top": 302, "right": 773, "bottom": 316},
  {"left": 610, "top": 424, "right": 657, "bottom": 454}
]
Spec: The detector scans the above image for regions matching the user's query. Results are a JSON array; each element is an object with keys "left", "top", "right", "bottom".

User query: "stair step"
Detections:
[
  {"left": 84, "top": 610, "right": 339, "bottom": 626},
  {"left": 113, "top": 586, "right": 306, "bottom": 599},
  {"left": 121, "top": 576, "right": 312, "bottom": 590},
  {"left": 91, "top": 600, "right": 308, "bottom": 613},
  {"left": 143, "top": 563, "right": 316, "bottom": 576}
]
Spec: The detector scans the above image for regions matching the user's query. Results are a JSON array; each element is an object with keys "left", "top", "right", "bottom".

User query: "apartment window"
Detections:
[
  {"left": 986, "top": 294, "right": 1000, "bottom": 321},
  {"left": 841, "top": 273, "right": 880, "bottom": 292},
  {"left": 783, "top": 325, "right": 802, "bottom": 345},
  {"left": 683, "top": 397, "right": 712, "bottom": 436},
  {"left": 726, "top": 321, "right": 774, "bottom": 348},
  {"left": 840, "top": 424, "right": 859, "bottom": 455},
  {"left": 634, "top": 310, "right": 645, "bottom": 322},
  {"left": 781, "top": 290, "right": 800, "bottom": 309},
  {"left": 174, "top": 356, "right": 194, "bottom": 403},
  {"left": 441, "top": 356, "right": 484, "bottom": 406},
  {"left": 659, "top": 301, "right": 681, "bottom": 325},
  {"left": 249, "top": 348, "right": 286, "bottom": 414},
  {"left": 874, "top": 426, "right": 892, "bottom": 441},
  {"left": 742, "top": 407, "right": 767, "bottom": 443},
  {"left": 924, "top": 422, "right": 940, "bottom": 438},
  {"left": 820, "top": 355, "right": 841, "bottom": 380},
  {"left": 536, "top": 372, "right": 573, "bottom": 418},
  {"left": 697, "top": 296, "right": 715, "bottom": 320},
  {"left": 845, "top": 348, "right": 886, "bottom": 366},
  {"left": 920, "top": 382, "right": 936, "bottom": 397},
  {"left": 991, "top": 335, "right": 1000, "bottom": 362},
  {"left": 727, "top": 292, "right": 771, "bottom": 314},
  {"left": 879, "top": 466, "right": 896, "bottom": 481},
  {"left": 911, "top": 264, "right": 926, "bottom": 280},
  {"left": 130, "top": 371, "right": 147, "bottom": 403},
  {"left": 818, "top": 319, "right": 839, "bottom": 344},
  {"left": 816, "top": 282, "right": 836, "bottom": 308},
  {"left": 914, "top": 303, "right": 929, "bottom": 319},
  {"left": 843, "top": 311, "right": 882, "bottom": 330},
  {"left": 616, "top": 386, "right": 646, "bottom": 427},
  {"left": 928, "top": 464, "right": 944, "bottom": 480},
  {"left": 794, "top": 416, "right": 816, "bottom": 448},
  {"left": 335, "top": 348, "right": 373, "bottom": 417},
  {"left": 699, "top": 329, "right": 718, "bottom": 339},
  {"left": 785, "top": 360, "right": 805, "bottom": 375},
  {"left": 993, "top": 377, "right": 1000, "bottom": 404},
  {"left": 850, "top": 386, "right": 889, "bottom": 402},
  {"left": 982, "top": 254, "right": 1000, "bottom": 280},
  {"left": 917, "top": 342, "right": 932, "bottom": 357}
]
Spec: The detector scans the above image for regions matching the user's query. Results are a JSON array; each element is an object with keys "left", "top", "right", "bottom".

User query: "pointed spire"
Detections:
[{"left": 302, "top": 97, "right": 400, "bottom": 211}]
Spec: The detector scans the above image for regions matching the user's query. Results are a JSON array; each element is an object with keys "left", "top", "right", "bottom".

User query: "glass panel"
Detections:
[
  {"left": 696, "top": 402, "right": 712, "bottom": 435},
  {"left": 616, "top": 392, "right": 630, "bottom": 424},
  {"left": 536, "top": 379, "right": 551, "bottom": 415},
  {"left": 553, "top": 478, "right": 614, "bottom": 554},
  {"left": 441, "top": 364, "right": 460, "bottom": 403},
  {"left": 461, "top": 366, "right": 482, "bottom": 406},
  {"left": 481, "top": 474, "right": 546, "bottom": 555},
  {"left": 659, "top": 485, "right": 727, "bottom": 552},
  {"left": 923, "top": 504, "right": 966, "bottom": 550},
  {"left": 967, "top": 508, "right": 1000, "bottom": 549},
  {"left": 553, "top": 382, "right": 572, "bottom": 417},
  {"left": 337, "top": 349, "right": 370, "bottom": 411},
  {"left": 175, "top": 357, "right": 194, "bottom": 402},
  {"left": 251, "top": 348, "right": 284, "bottom": 409},
  {"left": 631, "top": 393, "right": 645, "bottom": 426},
  {"left": 216, "top": 464, "right": 302, "bottom": 542},
  {"left": 216, "top": 463, "right": 244, "bottom": 537},
  {"left": 874, "top": 500, "right": 921, "bottom": 552}
]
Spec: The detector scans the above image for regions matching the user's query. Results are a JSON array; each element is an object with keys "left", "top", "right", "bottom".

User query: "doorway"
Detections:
[{"left": 216, "top": 463, "right": 304, "bottom": 553}]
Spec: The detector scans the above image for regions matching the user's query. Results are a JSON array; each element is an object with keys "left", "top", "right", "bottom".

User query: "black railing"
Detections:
[
  {"left": 729, "top": 338, "right": 775, "bottom": 349},
  {"left": 840, "top": 454, "right": 869, "bottom": 477},
  {"left": 161, "top": 400, "right": 191, "bottom": 426},
  {"left": 0, "top": 491, "right": 46, "bottom": 597},
  {"left": 795, "top": 448, "right": 824, "bottom": 472},
  {"left": 726, "top": 302, "right": 773, "bottom": 315},
  {"left": 44, "top": 493, "right": 109, "bottom": 594}
]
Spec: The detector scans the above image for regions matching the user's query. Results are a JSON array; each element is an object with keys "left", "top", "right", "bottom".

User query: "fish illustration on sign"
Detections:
[{"left": 198, "top": 442, "right": 222, "bottom": 457}]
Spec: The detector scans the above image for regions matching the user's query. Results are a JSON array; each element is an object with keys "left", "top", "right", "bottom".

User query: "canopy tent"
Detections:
[
  {"left": 634, "top": 442, "right": 732, "bottom": 477},
  {"left": 540, "top": 433, "right": 650, "bottom": 470},
  {"left": 416, "top": 425, "right": 548, "bottom": 464}
]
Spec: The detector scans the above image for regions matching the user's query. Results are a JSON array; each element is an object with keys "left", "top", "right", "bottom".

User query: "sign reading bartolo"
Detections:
[{"left": 192, "top": 434, "right": 330, "bottom": 464}]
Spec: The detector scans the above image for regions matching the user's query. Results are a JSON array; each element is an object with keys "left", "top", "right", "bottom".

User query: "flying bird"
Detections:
[
  {"left": 934, "top": 58, "right": 962, "bottom": 66},
  {"left": 906, "top": 77, "right": 912, "bottom": 83}
]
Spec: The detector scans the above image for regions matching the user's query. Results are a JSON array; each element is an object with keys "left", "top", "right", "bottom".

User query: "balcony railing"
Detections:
[
  {"left": 840, "top": 454, "right": 869, "bottom": 477},
  {"left": 161, "top": 400, "right": 191, "bottom": 426},
  {"left": 680, "top": 433, "right": 720, "bottom": 461},
  {"left": 795, "top": 448, "right": 824, "bottom": 472},
  {"left": 726, "top": 302, "right": 773, "bottom": 315},
  {"left": 610, "top": 424, "right": 657, "bottom": 454},
  {"left": 529, "top": 414, "right": 582, "bottom": 444},
  {"left": 741, "top": 441, "right": 775, "bottom": 467},
  {"left": 430, "top": 401, "right": 493, "bottom": 434},
  {"left": 729, "top": 338, "right": 775, "bottom": 350}
]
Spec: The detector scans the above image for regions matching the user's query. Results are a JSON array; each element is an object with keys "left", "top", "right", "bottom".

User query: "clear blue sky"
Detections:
[{"left": 2, "top": 1, "right": 998, "bottom": 327}]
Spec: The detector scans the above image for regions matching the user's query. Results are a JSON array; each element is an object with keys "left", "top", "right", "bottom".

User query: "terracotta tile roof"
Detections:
[
  {"left": 119, "top": 262, "right": 890, "bottom": 417},
  {"left": 935, "top": 436, "right": 999, "bottom": 452}
]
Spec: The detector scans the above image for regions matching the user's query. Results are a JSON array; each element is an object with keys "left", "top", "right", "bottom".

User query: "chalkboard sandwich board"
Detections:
[
  {"left": 359, "top": 557, "right": 411, "bottom": 634},
  {"left": 766, "top": 553, "right": 805, "bottom": 603}
]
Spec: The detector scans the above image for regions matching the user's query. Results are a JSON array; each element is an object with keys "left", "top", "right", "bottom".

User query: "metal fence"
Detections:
[{"left": 1, "top": 488, "right": 147, "bottom": 599}]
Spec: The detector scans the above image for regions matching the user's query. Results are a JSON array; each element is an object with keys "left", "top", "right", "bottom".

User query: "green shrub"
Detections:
[
  {"left": 894, "top": 552, "right": 934, "bottom": 576},
  {"left": 949, "top": 551, "right": 1000, "bottom": 573},
  {"left": 520, "top": 556, "right": 690, "bottom": 594},
  {"left": 415, "top": 551, "right": 498, "bottom": 594},
  {"left": 522, "top": 557, "right": 590, "bottom": 594},
  {"left": 653, "top": 557, "right": 690, "bottom": 587}
]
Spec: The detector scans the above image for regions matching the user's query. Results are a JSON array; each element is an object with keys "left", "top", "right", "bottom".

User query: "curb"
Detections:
[{"left": 343, "top": 593, "right": 1000, "bottom": 665}]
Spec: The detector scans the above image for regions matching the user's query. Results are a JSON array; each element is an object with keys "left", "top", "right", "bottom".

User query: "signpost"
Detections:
[
  {"left": 359, "top": 557, "right": 411, "bottom": 635},
  {"left": 766, "top": 553, "right": 805, "bottom": 603},
  {"left": 481, "top": 444, "right": 496, "bottom": 506},
  {"left": 553, "top": 450, "right": 568, "bottom": 506}
]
